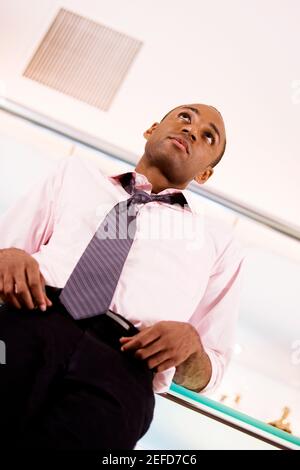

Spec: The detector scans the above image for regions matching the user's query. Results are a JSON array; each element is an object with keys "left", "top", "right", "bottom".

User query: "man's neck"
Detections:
[{"left": 135, "top": 156, "right": 186, "bottom": 194}]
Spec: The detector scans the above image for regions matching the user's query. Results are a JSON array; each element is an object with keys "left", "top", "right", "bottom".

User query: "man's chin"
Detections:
[{"left": 153, "top": 156, "right": 187, "bottom": 185}]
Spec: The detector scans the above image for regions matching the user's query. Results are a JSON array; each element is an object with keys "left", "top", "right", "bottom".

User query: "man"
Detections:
[{"left": 0, "top": 103, "right": 244, "bottom": 449}]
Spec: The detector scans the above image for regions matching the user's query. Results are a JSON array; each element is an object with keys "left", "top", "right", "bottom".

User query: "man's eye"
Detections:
[
  {"left": 204, "top": 131, "right": 215, "bottom": 145},
  {"left": 178, "top": 112, "right": 191, "bottom": 122}
]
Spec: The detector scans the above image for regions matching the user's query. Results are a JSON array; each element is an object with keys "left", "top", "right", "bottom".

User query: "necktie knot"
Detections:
[
  {"left": 131, "top": 190, "right": 153, "bottom": 204},
  {"left": 130, "top": 190, "right": 186, "bottom": 207},
  {"left": 120, "top": 173, "right": 187, "bottom": 208},
  {"left": 131, "top": 189, "right": 187, "bottom": 207}
]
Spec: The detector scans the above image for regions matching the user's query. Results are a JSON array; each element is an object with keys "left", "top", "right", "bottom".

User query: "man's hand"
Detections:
[
  {"left": 119, "top": 320, "right": 203, "bottom": 373},
  {"left": 0, "top": 248, "right": 52, "bottom": 311}
]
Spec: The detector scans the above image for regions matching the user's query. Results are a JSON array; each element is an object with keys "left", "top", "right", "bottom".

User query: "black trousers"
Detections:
[{"left": 0, "top": 288, "right": 155, "bottom": 450}]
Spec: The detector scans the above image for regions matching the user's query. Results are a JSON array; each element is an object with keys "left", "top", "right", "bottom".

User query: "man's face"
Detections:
[{"left": 143, "top": 103, "right": 226, "bottom": 187}]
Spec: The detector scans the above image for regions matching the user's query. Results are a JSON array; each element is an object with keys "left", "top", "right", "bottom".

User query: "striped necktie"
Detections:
[{"left": 59, "top": 173, "right": 187, "bottom": 319}]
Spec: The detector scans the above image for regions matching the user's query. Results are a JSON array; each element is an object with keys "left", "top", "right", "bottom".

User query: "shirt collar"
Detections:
[{"left": 109, "top": 171, "right": 203, "bottom": 216}]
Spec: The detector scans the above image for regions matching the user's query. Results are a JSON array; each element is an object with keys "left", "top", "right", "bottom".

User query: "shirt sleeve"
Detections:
[
  {"left": 189, "top": 234, "right": 245, "bottom": 394},
  {"left": 0, "top": 157, "right": 69, "bottom": 254}
]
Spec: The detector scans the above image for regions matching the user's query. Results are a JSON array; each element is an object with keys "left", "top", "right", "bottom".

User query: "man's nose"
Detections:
[{"left": 182, "top": 127, "right": 196, "bottom": 142}]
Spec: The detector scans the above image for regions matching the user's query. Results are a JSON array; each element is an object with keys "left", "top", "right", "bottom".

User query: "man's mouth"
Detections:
[{"left": 168, "top": 137, "right": 189, "bottom": 154}]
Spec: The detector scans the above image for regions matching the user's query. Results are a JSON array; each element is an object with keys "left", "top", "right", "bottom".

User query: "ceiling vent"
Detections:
[{"left": 23, "top": 8, "right": 142, "bottom": 110}]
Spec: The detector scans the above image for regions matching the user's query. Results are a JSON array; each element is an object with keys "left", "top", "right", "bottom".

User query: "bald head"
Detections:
[
  {"left": 160, "top": 103, "right": 226, "bottom": 168},
  {"left": 140, "top": 102, "right": 227, "bottom": 190}
]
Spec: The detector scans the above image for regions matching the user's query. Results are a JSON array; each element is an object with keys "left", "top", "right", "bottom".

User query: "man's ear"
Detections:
[
  {"left": 143, "top": 122, "right": 159, "bottom": 140},
  {"left": 194, "top": 167, "right": 214, "bottom": 185}
]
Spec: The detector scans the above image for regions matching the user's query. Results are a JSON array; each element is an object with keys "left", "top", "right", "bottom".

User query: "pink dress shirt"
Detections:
[{"left": 0, "top": 156, "right": 244, "bottom": 394}]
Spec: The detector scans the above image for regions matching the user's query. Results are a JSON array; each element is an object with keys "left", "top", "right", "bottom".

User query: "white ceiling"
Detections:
[{"left": 0, "top": 0, "right": 299, "bottom": 225}]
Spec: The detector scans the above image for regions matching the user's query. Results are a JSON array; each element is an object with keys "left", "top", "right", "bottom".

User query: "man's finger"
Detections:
[
  {"left": 147, "top": 350, "right": 172, "bottom": 371},
  {"left": 154, "top": 358, "right": 175, "bottom": 373},
  {"left": 133, "top": 341, "right": 163, "bottom": 361},
  {"left": 120, "top": 328, "right": 159, "bottom": 351},
  {"left": 119, "top": 336, "right": 133, "bottom": 343},
  {"left": 40, "top": 273, "right": 52, "bottom": 307},
  {"left": 14, "top": 273, "right": 35, "bottom": 309},
  {"left": 3, "top": 274, "right": 22, "bottom": 309},
  {"left": 45, "top": 297, "right": 53, "bottom": 307},
  {"left": 26, "top": 266, "right": 48, "bottom": 311}
]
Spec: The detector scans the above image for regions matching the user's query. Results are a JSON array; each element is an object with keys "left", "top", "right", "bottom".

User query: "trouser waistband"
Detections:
[
  {"left": 45, "top": 285, "right": 139, "bottom": 335},
  {"left": 44, "top": 286, "right": 152, "bottom": 376}
]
